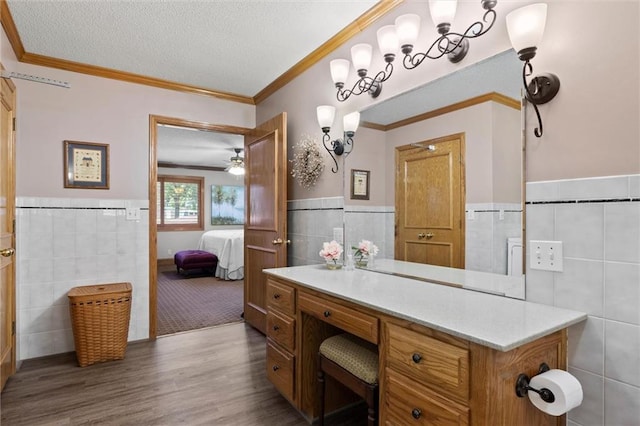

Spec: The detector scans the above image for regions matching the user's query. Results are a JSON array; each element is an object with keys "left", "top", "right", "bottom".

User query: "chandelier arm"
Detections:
[
  {"left": 372, "top": 62, "right": 394, "bottom": 84},
  {"left": 322, "top": 133, "right": 340, "bottom": 173},
  {"left": 523, "top": 61, "right": 544, "bottom": 138},
  {"left": 402, "top": 9, "right": 497, "bottom": 71}
]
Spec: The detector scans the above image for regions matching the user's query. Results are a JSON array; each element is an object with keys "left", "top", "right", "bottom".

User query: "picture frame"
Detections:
[
  {"left": 350, "top": 169, "right": 370, "bottom": 200},
  {"left": 211, "top": 185, "right": 245, "bottom": 225},
  {"left": 63, "top": 140, "right": 109, "bottom": 189}
]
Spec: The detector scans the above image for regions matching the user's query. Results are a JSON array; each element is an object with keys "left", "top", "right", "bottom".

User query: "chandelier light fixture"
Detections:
[
  {"left": 329, "top": 0, "right": 499, "bottom": 102},
  {"left": 506, "top": 3, "right": 560, "bottom": 138},
  {"left": 317, "top": 106, "right": 361, "bottom": 173}
]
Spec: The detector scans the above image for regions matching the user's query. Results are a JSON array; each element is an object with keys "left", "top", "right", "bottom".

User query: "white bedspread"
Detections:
[{"left": 197, "top": 229, "right": 244, "bottom": 280}]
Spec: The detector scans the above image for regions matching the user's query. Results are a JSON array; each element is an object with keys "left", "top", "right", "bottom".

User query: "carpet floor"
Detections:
[{"left": 157, "top": 269, "right": 244, "bottom": 336}]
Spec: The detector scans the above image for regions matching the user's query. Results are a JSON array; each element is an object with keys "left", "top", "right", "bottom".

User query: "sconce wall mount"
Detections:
[{"left": 317, "top": 106, "right": 360, "bottom": 173}]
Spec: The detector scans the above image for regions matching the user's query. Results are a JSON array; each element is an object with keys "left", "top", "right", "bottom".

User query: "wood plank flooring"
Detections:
[{"left": 0, "top": 322, "right": 366, "bottom": 426}]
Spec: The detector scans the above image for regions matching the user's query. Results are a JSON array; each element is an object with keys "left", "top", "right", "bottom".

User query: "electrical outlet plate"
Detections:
[
  {"left": 125, "top": 207, "right": 141, "bottom": 221},
  {"left": 529, "top": 240, "right": 563, "bottom": 272}
]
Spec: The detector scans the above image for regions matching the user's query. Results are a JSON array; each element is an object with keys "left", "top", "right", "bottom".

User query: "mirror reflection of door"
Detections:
[{"left": 395, "top": 133, "right": 465, "bottom": 269}]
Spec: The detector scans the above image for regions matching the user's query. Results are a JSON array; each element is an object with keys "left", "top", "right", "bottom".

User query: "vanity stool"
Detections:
[{"left": 317, "top": 333, "right": 379, "bottom": 426}]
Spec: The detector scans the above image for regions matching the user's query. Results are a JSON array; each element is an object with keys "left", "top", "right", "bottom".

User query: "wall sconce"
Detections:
[
  {"left": 317, "top": 106, "right": 360, "bottom": 173},
  {"left": 329, "top": 0, "right": 499, "bottom": 102},
  {"left": 399, "top": 0, "right": 497, "bottom": 69},
  {"left": 330, "top": 28, "right": 397, "bottom": 102},
  {"left": 506, "top": 3, "right": 560, "bottom": 138}
]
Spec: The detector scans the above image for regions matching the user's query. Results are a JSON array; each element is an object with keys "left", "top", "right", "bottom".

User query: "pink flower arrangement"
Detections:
[
  {"left": 352, "top": 239, "right": 379, "bottom": 262},
  {"left": 319, "top": 240, "right": 343, "bottom": 262}
]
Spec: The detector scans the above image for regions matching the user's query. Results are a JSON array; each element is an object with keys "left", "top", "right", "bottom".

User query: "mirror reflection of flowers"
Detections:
[
  {"left": 352, "top": 239, "right": 379, "bottom": 263},
  {"left": 319, "top": 240, "right": 343, "bottom": 265}
]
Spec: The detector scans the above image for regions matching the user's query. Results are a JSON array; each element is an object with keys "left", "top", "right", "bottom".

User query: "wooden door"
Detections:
[
  {"left": 395, "top": 134, "right": 465, "bottom": 269},
  {"left": 0, "top": 76, "right": 16, "bottom": 390},
  {"left": 243, "top": 113, "right": 287, "bottom": 334}
]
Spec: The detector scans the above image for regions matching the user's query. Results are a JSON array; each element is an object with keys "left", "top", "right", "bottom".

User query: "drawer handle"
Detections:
[
  {"left": 411, "top": 408, "right": 422, "bottom": 419},
  {"left": 412, "top": 353, "right": 422, "bottom": 363},
  {"left": 273, "top": 293, "right": 281, "bottom": 300},
  {"left": 272, "top": 325, "right": 280, "bottom": 331},
  {"left": 323, "top": 310, "right": 331, "bottom": 318},
  {"left": 272, "top": 365, "right": 280, "bottom": 372}
]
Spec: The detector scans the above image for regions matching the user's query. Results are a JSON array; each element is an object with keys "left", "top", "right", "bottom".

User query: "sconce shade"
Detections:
[
  {"left": 343, "top": 111, "right": 360, "bottom": 134},
  {"left": 351, "top": 43, "right": 373, "bottom": 73},
  {"left": 317, "top": 105, "right": 336, "bottom": 130},
  {"left": 506, "top": 3, "right": 547, "bottom": 59},
  {"left": 395, "top": 14, "right": 421, "bottom": 50},
  {"left": 377, "top": 25, "right": 399, "bottom": 57},
  {"left": 429, "top": 0, "right": 457, "bottom": 26},
  {"left": 330, "top": 59, "right": 350, "bottom": 86}
]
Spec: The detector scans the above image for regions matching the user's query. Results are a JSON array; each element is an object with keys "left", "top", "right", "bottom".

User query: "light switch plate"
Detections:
[
  {"left": 529, "top": 240, "right": 563, "bottom": 272},
  {"left": 125, "top": 207, "right": 141, "bottom": 221}
]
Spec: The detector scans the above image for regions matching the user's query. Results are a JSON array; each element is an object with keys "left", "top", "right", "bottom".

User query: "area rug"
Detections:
[{"left": 157, "top": 270, "right": 244, "bottom": 336}]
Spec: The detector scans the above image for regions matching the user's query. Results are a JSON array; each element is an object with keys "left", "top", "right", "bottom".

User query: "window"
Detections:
[{"left": 157, "top": 175, "right": 204, "bottom": 231}]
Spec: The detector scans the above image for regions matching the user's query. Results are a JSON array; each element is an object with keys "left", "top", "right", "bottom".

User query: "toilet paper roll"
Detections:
[{"left": 528, "top": 369, "right": 583, "bottom": 416}]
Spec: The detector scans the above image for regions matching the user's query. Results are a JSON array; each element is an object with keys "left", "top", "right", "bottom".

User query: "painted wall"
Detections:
[
  {"left": 257, "top": 1, "right": 640, "bottom": 425},
  {"left": 156, "top": 167, "right": 244, "bottom": 260}
]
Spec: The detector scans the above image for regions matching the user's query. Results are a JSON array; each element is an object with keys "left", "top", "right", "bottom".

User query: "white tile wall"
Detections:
[
  {"left": 526, "top": 175, "right": 640, "bottom": 425},
  {"left": 16, "top": 197, "right": 149, "bottom": 361}
]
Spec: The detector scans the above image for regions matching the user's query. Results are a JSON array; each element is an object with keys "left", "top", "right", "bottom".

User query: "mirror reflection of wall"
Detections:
[{"left": 344, "top": 50, "right": 523, "bottom": 277}]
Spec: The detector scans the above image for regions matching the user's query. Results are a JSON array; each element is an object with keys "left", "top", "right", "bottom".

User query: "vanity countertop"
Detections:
[{"left": 263, "top": 264, "right": 587, "bottom": 352}]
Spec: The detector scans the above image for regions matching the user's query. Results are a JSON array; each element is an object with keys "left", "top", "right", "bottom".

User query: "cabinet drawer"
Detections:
[
  {"left": 299, "top": 293, "right": 378, "bottom": 344},
  {"left": 266, "top": 279, "right": 296, "bottom": 315},
  {"left": 266, "top": 340, "right": 295, "bottom": 403},
  {"left": 386, "top": 323, "right": 469, "bottom": 400},
  {"left": 384, "top": 369, "right": 469, "bottom": 426},
  {"left": 266, "top": 310, "right": 295, "bottom": 352}
]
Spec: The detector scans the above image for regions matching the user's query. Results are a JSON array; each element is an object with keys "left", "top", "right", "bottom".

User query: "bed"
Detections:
[{"left": 197, "top": 229, "right": 244, "bottom": 280}]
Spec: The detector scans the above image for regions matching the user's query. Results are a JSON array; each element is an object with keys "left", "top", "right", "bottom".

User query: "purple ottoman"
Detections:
[{"left": 174, "top": 250, "right": 218, "bottom": 276}]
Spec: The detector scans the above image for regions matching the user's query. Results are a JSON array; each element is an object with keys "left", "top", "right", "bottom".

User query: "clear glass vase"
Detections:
[{"left": 325, "top": 259, "right": 342, "bottom": 270}]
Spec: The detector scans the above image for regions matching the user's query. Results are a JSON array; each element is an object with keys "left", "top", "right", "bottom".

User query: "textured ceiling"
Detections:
[
  {"left": 157, "top": 126, "right": 244, "bottom": 169},
  {"left": 6, "top": 0, "right": 378, "bottom": 98}
]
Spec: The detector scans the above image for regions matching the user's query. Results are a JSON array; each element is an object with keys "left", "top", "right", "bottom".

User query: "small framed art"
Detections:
[
  {"left": 64, "top": 140, "right": 110, "bottom": 189},
  {"left": 350, "top": 169, "right": 370, "bottom": 200}
]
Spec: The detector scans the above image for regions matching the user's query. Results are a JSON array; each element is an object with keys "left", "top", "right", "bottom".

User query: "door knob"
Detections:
[
  {"left": 272, "top": 238, "right": 290, "bottom": 245},
  {"left": 0, "top": 248, "right": 15, "bottom": 257}
]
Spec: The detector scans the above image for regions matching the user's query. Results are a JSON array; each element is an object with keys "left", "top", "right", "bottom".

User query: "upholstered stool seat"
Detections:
[
  {"left": 317, "top": 333, "right": 379, "bottom": 425},
  {"left": 174, "top": 250, "right": 218, "bottom": 276}
]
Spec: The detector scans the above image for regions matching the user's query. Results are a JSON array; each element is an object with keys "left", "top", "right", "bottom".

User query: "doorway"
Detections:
[
  {"left": 395, "top": 133, "right": 466, "bottom": 269},
  {"left": 149, "top": 115, "right": 252, "bottom": 338}
]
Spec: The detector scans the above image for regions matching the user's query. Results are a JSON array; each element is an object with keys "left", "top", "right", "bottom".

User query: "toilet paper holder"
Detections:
[{"left": 515, "top": 363, "right": 555, "bottom": 403}]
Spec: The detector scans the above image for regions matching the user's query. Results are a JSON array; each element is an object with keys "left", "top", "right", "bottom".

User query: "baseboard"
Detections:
[{"left": 157, "top": 258, "right": 174, "bottom": 267}]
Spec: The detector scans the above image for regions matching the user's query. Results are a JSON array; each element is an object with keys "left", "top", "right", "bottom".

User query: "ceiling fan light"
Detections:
[{"left": 228, "top": 164, "right": 245, "bottom": 176}]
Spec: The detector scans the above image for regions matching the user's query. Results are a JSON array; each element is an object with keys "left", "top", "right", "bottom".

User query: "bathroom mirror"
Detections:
[{"left": 343, "top": 50, "right": 526, "bottom": 299}]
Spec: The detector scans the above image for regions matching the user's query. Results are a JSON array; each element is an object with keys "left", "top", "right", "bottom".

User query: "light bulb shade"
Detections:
[
  {"left": 228, "top": 165, "right": 245, "bottom": 176},
  {"left": 330, "top": 59, "right": 350, "bottom": 85},
  {"left": 395, "top": 14, "right": 420, "bottom": 47},
  {"left": 506, "top": 3, "right": 547, "bottom": 54},
  {"left": 351, "top": 43, "right": 373, "bottom": 72},
  {"left": 316, "top": 105, "right": 336, "bottom": 129},
  {"left": 376, "top": 25, "right": 399, "bottom": 56},
  {"left": 429, "top": 0, "right": 457, "bottom": 27},
  {"left": 343, "top": 111, "right": 360, "bottom": 133}
]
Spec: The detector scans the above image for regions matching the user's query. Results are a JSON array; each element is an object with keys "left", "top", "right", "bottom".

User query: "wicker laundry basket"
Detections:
[{"left": 68, "top": 282, "right": 132, "bottom": 367}]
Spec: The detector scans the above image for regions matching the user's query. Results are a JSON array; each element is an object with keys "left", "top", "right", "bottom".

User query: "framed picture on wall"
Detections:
[
  {"left": 63, "top": 140, "right": 109, "bottom": 189},
  {"left": 211, "top": 185, "right": 245, "bottom": 225},
  {"left": 350, "top": 169, "right": 370, "bottom": 200}
]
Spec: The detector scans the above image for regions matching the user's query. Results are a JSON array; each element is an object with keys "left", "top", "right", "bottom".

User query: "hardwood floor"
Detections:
[{"left": 0, "top": 322, "right": 367, "bottom": 426}]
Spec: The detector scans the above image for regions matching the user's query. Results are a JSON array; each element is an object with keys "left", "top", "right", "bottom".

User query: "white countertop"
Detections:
[{"left": 263, "top": 264, "right": 587, "bottom": 352}]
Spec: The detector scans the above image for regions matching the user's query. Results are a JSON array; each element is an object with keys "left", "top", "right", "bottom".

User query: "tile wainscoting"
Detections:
[
  {"left": 15, "top": 197, "right": 150, "bottom": 361},
  {"left": 526, "top": 175, "right": 640, "bottom": 426}
]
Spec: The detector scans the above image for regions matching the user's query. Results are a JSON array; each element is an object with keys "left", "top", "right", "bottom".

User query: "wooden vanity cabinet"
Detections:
[
  {"left": 264, "top": 274, "right": 568, "bottom": 426},
  {"left": 265, "top": 278, "right": 296, "bottom": 403}
]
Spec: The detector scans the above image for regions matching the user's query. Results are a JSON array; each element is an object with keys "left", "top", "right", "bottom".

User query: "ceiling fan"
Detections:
[{"left": 225, "top": 148, "right": 245, "bottom": 175}]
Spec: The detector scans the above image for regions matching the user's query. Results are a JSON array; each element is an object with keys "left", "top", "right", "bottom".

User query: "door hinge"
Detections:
[
  {"left": 13, "top": 219, "right": 16, "bottom": 234},
  {"left": 12, "top": 321, "right": 15, "bottom": 336},
  {"left": 12, "top": 117, "right": 16, "bottom": 131}
]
